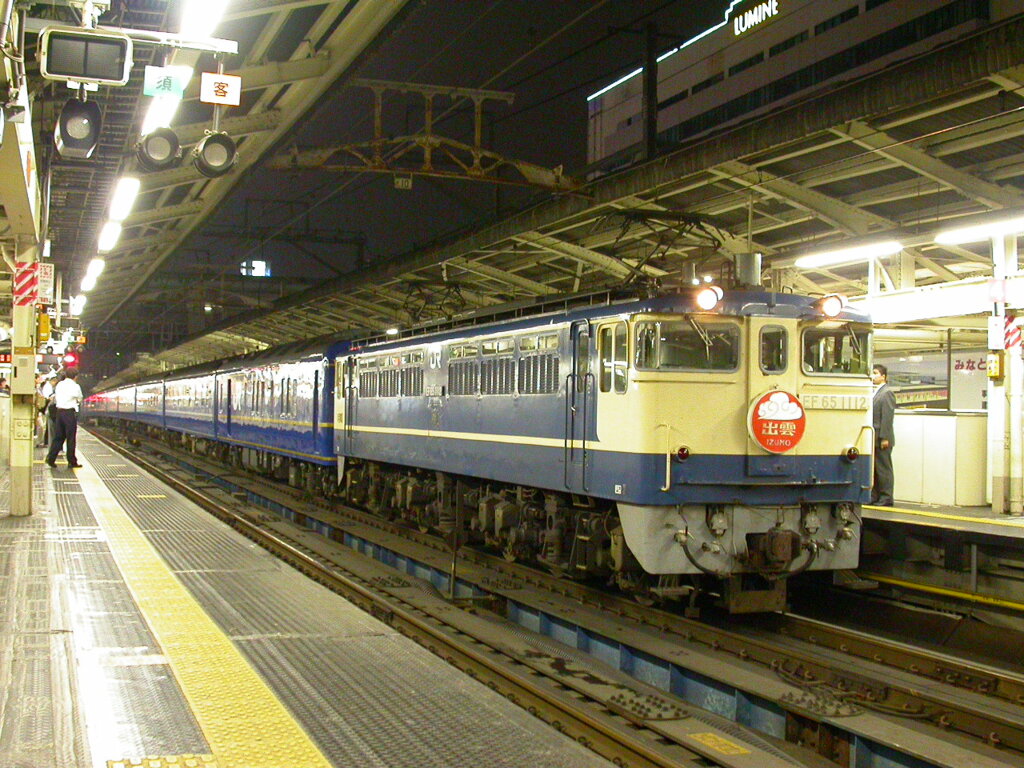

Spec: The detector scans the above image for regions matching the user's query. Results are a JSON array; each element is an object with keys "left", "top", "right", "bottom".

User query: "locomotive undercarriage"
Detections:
[
  {"left": 338, "top": 459, "right": 861, "bottom": 612},
  {"left": 340, "top": 459, "right": 633, "bottom": 586}
]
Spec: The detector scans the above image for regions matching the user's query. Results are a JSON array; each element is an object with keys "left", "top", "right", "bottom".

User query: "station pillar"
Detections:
[
  {"left": 9, "top": 241, "right": 38, "bottom": 516},
  {"left": 988, "top": 233, "right": 1022, "bottom": 515}
]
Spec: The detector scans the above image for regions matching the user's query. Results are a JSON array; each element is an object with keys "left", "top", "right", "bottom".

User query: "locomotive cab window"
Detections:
[
  {"left": 760, "top": 326, "right": 787, "bottom": 373},
  {"left": 802, "top": 322, "right": 871, "bottom": 375},
  {"left": 599, "top": 322, "right": 628, "bottom": 393},
  {"left": 635, "top": 319, "right": 739, "bottom": 372}
]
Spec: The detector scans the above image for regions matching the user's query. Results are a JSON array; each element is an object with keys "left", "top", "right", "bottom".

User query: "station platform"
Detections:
[
  {"left": 0, "top": 432, "right": 610, "bottom": 768},
  {"left": 862, "top": 500, "right": 1024, "bottom": 539}
]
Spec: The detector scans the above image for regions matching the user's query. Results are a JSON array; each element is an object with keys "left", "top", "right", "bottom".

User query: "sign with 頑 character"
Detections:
[
  {"left": 200, "top": 72, "right": 242, "bottom": 106},
  {"left": 143, "top": 65, "right": 190, "bottom": 98}
]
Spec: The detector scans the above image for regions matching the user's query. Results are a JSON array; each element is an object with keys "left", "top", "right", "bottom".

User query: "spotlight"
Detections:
[
  {"left": 192, "top": 131, "right": 237, "bottom": 178},
  {"left": 817, "top": 293, "right": 847, "bottom": 318},
  {"left": 54, "top": 98, "right": 103, "bottom": 159},
  {"left": 695, "top": 285, "right": 724, "bottom": 311},
  {"left": 136, "top": 127, "right": 181, "bottom": 171}
]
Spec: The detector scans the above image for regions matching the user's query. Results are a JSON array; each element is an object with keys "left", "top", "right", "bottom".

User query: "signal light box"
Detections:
[{"left": 40, "top": 27, "right": 133, "bottom": 87}]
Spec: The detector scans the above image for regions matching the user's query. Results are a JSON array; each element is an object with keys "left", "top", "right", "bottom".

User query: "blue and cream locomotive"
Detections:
[{"left": 88, "top": 287, "right": 873, "bottom": 611}]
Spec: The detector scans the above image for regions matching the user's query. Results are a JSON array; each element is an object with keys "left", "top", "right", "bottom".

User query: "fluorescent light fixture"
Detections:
[
  {"left": 70, "top": 295, "right": 87, "bottom": 315},
  {"left": 934, "top": 215, "right": 1024, "bottom": 245},
  {"left": 81, "top": 273, "right": 97, "bottom": 292},
  {"left": 181, "top": 0, "right": 228, "bottom": 38},
  {"left": 108, "top": 176, "right": 140, "bottom": 221},
  {"left": 85, "top": 258, "right": 105, "bottom": 278},
  {"left": 385, "top": 328, "right": 399, "bottom": 336},
  {"left": 97, "top": 221, "right": 122, "bottom": 252},
  {"left": 142, "top": 93, "right": 181, "bottom": 135},
  {"left": 794, "top": 240, "right": 903, "bottom": 269}
]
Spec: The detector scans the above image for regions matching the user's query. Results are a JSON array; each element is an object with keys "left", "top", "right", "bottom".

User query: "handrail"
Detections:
[{"left": 656, "top": 422, "right": 687, "bottom": 492}]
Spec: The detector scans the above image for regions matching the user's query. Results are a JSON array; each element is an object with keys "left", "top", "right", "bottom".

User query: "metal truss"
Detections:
[{"left": 268, "top": 78, "right": 578, "bottom": 192}]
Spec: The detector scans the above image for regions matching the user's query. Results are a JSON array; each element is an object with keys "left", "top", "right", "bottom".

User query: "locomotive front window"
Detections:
[
  {"left": 802, "top": 323, "right": 871, "bottom": 375},
  {"left": 760, "top": 326, "right": 787, "bottom": 373},
  {"left": 635, "top": 320, "right": 739, "bottom": 371}
]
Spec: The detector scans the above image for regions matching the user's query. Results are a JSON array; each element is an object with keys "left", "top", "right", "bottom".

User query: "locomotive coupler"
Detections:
[{"left": 746, "top": 527, "right": 802, "bottom": 572}]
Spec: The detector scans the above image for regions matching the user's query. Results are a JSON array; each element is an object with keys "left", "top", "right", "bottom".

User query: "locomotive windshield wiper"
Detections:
[
  {"left": 687, "top": 316, "right": 713, "bottom": 355},
  {"left": 845, "top": 322, "right": 863, "bottom": 357}
]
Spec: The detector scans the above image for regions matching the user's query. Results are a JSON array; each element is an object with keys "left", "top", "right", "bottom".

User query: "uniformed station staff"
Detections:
[
  {"left": 46, "top": 367, "right": 83, "bottom": 469},
  {"left": 871, "top": 364, "right": 896, "bottom": 506}
]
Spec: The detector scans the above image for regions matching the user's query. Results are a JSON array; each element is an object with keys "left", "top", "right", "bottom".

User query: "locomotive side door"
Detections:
[
  {"left": 746, "top": 316, "right": 798, "bottom": 474},
  {"left": 565, "top": 321, "right": 594, "bottom": 491},
  {"left": 334, "top": 356, "right": 355, "bottom": 455},
  {"left": 224, "top": 378, "right": 232, "bottom": 437}
]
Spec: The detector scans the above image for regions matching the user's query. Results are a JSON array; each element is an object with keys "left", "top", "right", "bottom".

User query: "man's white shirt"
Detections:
[{"left": 53, "top": 379, "right": 83, "bottom": 411}]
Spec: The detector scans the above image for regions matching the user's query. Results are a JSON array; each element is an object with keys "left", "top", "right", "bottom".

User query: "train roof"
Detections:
[
  {"left": 351, "top": 288, "right": 871, "bottom": 354},
  {"left": 103, "top": 337, "right": 347, "bottom": 391}
]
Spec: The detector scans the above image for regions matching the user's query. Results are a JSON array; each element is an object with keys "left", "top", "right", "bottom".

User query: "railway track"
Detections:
[{"left": 91, "top": 426, "right": 1024, "bottom": 768}]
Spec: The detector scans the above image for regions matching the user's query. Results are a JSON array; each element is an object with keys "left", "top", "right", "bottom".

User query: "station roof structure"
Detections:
[{"left": 3, "top": 4, "right": 1024, "bottom": 387}]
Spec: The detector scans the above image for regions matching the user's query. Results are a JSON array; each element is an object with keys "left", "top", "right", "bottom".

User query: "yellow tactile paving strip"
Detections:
[
  {"left": 865, "top": 503, "right": 1024, "bottom": 528},
  {"left": 108, "top": 755, "right": 218, "bottom": 768},
  {"left": 74, "top": 457, "right": 333, "bottom": 768}
]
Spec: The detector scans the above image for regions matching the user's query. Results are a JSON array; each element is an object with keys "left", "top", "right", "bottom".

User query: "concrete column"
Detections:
[
  {"left": 988, "top": 236, "right": 1007, "bottom": 513},
  {"left": 1006, "top": 234, "right": 1022, "bottom": 514},
  {"left": 896, "top": 251, "right": 916, "bottom": 290},
  {"left": 9, "top": 241, "right": 37, "bottom": 516}
]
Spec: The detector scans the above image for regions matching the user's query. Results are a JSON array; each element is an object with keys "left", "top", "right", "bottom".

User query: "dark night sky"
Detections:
[{"left": 175, "top": 0, "right": 727, "bottom": 281}]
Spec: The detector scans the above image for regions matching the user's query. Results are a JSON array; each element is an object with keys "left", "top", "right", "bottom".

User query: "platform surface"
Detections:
[
  {"left": 863, "top": 499, "right": 1024, "bottom": 538},
  {"left": 0, "top": 432, "right": 611, "bottom": 768}
]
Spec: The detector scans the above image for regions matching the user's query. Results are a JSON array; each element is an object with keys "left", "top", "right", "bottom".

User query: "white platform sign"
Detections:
[
  {"left": 200, "top": 72, "right": 242, "bottom": 106},
  {"left": 37, "top": 262, "right": 54, "bottom": 304}
]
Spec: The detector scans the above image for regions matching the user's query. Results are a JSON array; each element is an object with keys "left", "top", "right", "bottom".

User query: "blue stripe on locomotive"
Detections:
[{"left": 347, "top": 428, "right": 871, "bottom": 506}]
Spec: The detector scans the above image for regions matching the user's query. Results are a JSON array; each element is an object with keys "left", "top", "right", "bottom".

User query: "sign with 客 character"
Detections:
[
  {"left": 200, "top": 72, "right": 242, "bottom": 106},
  {"left": 143, "top": 65, "right": 190, "bottom": 99}
]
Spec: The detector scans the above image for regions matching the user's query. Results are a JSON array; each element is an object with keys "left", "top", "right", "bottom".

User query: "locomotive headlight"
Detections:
[
  {"left": 696, "top": 285, "right": 724, "bottom": 310},
  {"left": 818, "top": 293, "right": 847, "bottom": 318},
  {"left": 674, "top": 446, "right": 691, "bottom": 462},
  {"left": 843, "top": 446, "right": 860, "bottom": 462}
]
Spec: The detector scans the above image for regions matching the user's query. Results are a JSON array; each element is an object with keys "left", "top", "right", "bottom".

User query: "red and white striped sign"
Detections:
[
  {"left": 13, "top": 261, "right": 38, "bottom": 307},
  {"left": 1006, "top": 315, "right": 1021, "bottom": 350}
]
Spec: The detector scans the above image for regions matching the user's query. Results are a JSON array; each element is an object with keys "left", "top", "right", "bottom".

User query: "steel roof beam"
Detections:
[
  {"left": 445, "top": 255, "right": 559, "bottom": 295},
  {"left": 832, "top": 120, "right": 1024, "bottom": 210},
  {"left": 512, "top": 232, "right": 637, "bottom": 280}
]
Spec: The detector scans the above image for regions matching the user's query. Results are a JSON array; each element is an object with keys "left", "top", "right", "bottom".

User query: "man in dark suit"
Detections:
[{"left": 872, "top": 364, "right": 896, "bottom": 506}]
